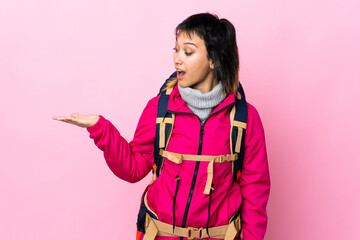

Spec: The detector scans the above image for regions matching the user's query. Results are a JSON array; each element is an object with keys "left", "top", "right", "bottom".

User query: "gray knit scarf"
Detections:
[{"left": 177, "top": 81, "right": 225, "bottom": 124}]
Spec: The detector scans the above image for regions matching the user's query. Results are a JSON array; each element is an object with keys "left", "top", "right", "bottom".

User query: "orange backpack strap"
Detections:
[
  {"left": 153, "top": 72, "right": 177, "bottom": 179},
  {"left": 137, "top": 72, "right": 176, "bottom": 235},
  {"left": 230, "top": 83, "right": 248, "bottom": 182}
]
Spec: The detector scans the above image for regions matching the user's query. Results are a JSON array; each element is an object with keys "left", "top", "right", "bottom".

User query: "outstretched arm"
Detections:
[{"left": 86, "top": 97, "right": 159, "bottom": 183}]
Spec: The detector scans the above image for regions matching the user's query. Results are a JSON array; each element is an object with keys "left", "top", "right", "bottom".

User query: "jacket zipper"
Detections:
[
  {"left": 167, "top": 101, "right": 235, "bottom": 238},
  {"left": 179, "top": 117, "right": 205, "bottom": 240}
]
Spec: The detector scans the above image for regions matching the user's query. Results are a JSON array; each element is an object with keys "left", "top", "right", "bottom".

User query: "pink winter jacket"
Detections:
[{"left": 87, "top": 84, "right": 270, "bottom": 240}]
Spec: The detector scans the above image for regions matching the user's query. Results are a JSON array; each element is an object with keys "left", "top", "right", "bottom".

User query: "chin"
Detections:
[
  {"left": 178, "top": 78, "right": 196, "bottom": 89},
  {"left": 178, "top": 80, "right": 188, "bottom": 88}
]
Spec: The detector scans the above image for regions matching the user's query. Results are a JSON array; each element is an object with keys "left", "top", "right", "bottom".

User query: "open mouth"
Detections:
[{"left": 177, "top": 70, "right": 186, "bottom": 77}]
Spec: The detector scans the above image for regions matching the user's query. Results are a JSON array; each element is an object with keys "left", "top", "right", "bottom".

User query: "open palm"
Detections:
[{"left": 52, "top": 113, "right": 99, "bottom": 128}]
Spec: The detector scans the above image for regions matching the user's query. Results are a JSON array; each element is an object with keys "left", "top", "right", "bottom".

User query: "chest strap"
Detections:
[{"left": 159, "top": 150, "right": 238, "bottom": 194}]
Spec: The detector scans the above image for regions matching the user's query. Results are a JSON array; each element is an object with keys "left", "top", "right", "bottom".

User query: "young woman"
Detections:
[{"left": 53, "top": 13, "right": 270, "bottom": 240}]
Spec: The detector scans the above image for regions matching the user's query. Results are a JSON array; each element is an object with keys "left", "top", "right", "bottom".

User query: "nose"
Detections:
[{"left": 173, "top": 51, "right": 182, "bottom": 66}]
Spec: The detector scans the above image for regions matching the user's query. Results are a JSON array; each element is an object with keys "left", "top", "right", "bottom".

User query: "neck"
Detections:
[
  {"left": 177, "top": 81, "right": 225, "bottom": 123},
  {"left": 191, "top": 72, "right": 217, "bottom": 93}
]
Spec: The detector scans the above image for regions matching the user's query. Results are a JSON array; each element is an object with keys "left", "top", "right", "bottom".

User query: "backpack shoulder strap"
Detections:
[
  {"left": 153, "top": 71, "right": 177, "bottom": 179},
  {"left": 230, "top": 82, "right": 248, "bottom": 182}
]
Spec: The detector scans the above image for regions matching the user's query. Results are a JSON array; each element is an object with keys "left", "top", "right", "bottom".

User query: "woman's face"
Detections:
[{"left": 173, "top": 31, "right": 216, "bottom": 93}]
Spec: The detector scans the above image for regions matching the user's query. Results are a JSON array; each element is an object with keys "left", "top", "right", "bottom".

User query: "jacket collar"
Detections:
[{"left": 167, "top": 84, "right": 236, "bottom": 114}]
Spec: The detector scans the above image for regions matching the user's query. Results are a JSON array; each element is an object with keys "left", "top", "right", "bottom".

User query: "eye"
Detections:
[{"left": 173, "top": 47, "right": 192, "bottom": 56}]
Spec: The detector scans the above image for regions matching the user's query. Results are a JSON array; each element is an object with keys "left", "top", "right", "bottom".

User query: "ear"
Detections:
[{"left": 209, "top": 59, "right": 214, "bottom": 69}]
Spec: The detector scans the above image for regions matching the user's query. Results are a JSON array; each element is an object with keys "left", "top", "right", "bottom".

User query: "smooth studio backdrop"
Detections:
[{"left": 0, "top": 0, "right": 359, "bottom": 239}]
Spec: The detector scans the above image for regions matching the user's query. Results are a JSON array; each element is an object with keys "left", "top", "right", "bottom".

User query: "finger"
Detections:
[
  {"left": 56, "top": 118, "right": 80, "bottom": 126},
  {"left": 52, "top": 116, "right": 70, "bottom": 121},
  {"left": 53, "top": 116, "right": 78, "bottom": 124}
]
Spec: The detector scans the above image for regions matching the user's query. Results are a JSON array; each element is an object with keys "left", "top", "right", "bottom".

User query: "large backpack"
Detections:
[{"left": 136, "top": 71, "right": 247, "bottom": 239}]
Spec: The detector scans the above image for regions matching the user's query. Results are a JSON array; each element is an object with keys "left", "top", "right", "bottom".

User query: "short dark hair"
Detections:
[{"left": 174, "top": 12, "right": 240, "bottom": 95}]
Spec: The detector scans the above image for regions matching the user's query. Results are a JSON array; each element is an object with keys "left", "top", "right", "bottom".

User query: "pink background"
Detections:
[{"left": 1, "top": 0, "right": 359, "bottom": 239}]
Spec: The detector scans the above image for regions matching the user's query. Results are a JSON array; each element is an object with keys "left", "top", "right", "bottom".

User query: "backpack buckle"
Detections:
[
  {"left": 188, "top": 226, "right": 204, "bottom": 239},
  {"left": 218, "top": 155, "right": 225, "bottom": 163}
]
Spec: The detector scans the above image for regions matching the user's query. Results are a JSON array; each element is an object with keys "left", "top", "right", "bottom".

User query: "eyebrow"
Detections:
[
  {"left": 184, "top": 42, "right": 198, "bottom": 48},
  {"left": 175, "top": 41, "right": 198, "bottom": 48}
]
